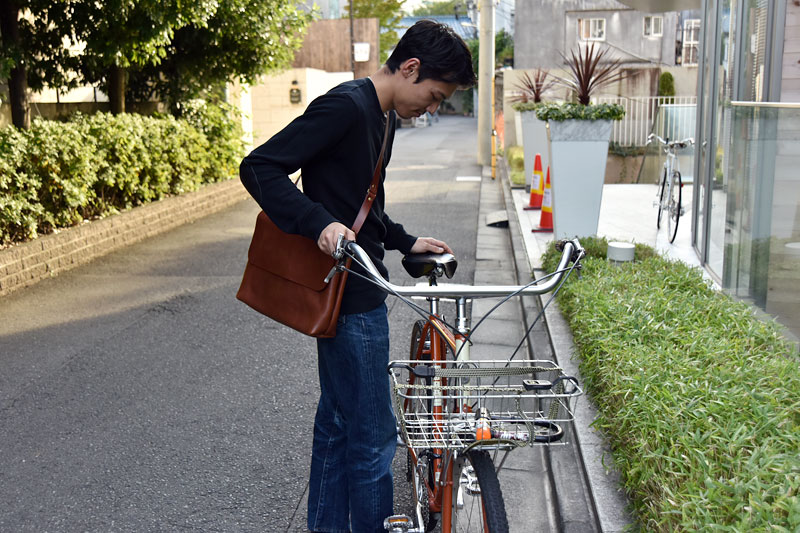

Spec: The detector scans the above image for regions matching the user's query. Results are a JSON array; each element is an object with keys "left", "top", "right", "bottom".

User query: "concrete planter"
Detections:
[
  {"left": 519, "top": 110, "right": 550, "bottom": 193},
  {"left": 514, "top": 111, "right": 523, "bottom": 147},
  {"left": 547, "top": 119, "right": 613, "bottom": 239}
]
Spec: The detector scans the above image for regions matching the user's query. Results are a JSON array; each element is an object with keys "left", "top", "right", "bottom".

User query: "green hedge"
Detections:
[
  {"left": 0, "top": 105, "right": 244, "bottom": 244},
  {"left": 511, "top": 101, "right": 626, "bottom": 121},
  {"left": 543, "top": 237, "right": 800, "bottom": 531}
]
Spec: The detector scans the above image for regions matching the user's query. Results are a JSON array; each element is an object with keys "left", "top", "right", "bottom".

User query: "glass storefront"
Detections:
[
  {"left": 695, "top": 0, "right": 799, "bottom": 339},
  {"left": 728, "top": 104, "right": 800, "bottom": 335}
]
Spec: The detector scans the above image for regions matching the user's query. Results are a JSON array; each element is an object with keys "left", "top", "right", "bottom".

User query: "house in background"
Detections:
[
  {"left": 514, "top": 0, "right": 693, "bottom": 97},
  {"left": 233, "top": 12, "right": 380, "bottom": 148}
]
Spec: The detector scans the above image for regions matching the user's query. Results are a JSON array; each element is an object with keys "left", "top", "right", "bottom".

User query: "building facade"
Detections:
[
  {"left": 515, "top": 0, "right": 680, "bottom": 70},
  {"left": 689, "top": 0, "right": 799, "bottom": 338}
]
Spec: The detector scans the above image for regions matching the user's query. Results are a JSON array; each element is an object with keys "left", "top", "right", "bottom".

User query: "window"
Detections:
[
  {"left": 578, "top": 18, "right": 606, "bottom": 41},
  {"left": 644, "top": 16, "right": 663, "bottom": 37},
  {"left": 682, "top": 19, "right": 701, "bottom": 65}
]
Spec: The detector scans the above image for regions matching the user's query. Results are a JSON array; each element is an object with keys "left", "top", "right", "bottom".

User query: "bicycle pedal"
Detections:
[{"left": 384, "top": 515, "right": 413, "bottom": 532}]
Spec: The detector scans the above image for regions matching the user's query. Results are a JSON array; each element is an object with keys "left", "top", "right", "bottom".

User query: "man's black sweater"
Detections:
[{"left": 240, "top": 78, "right": 417, "bottom": 315}]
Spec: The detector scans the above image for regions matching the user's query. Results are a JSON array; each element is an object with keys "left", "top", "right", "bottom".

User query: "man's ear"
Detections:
[{"left": 400, "top": 58, "right": 421, "bottom": 79}]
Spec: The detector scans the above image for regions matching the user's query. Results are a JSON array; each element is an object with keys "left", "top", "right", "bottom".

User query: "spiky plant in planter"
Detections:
[
  {"left": 510, "top": 69, "right": 557, "bottom": 105},
  {"left": 532, "top": 44, "right": 627, "bottom": 239},
  {"left": 508, "top": 69, "right": 557, "bottom": 193},
  {"left": 534, "top": 43, "right": 626, "bottom": 121}
]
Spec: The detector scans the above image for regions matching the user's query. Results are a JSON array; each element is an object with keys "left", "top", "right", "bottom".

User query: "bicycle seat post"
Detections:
[
  {"left": 426, "top": 272, "right": 440, "bottom": 317},
  {"left": 455, "top": 297, "right": 469, "bottom": 337}
]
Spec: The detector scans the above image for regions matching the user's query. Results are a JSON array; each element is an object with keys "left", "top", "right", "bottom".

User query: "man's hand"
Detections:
[
  {"left": 317, "top": 222, "right": 355, "bottom": 256},
  {"left": 410, "top": 237, "right": 453, "bottom": 255}
]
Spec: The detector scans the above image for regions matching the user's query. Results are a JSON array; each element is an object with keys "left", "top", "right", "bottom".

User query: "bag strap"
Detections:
[{"left": 351, "top": 111, "right": 393, "bottom": 235}]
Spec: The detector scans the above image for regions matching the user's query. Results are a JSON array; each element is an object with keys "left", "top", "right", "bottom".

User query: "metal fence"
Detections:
[{"left": 595, "top": 96, "right": 697, "bottom": 146}]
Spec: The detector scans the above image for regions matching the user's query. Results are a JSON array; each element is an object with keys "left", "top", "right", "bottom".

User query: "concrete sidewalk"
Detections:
[
  {"left": 513, "top": 182, "right": 705, "bottom": 274},
  {"left": 495, "top": 177, "right": 715, "bottom": 532},
  {"left": 471, "top": 168, "right": 689, "bottom": 531},
  {"left": 472, "top": 167, "right": 641, "bottom": 532}
]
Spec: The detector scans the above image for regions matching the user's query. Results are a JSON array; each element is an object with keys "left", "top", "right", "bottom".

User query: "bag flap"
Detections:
[{"left": 247, "top": 211, "right": 335, "bottom": 292}]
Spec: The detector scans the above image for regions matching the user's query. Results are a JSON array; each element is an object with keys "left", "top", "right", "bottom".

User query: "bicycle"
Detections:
[
  {"left": 647, "top": 133, "right": 694, "bottom": 243},
  {"left": 330, "top": 236, "right": 585, "bottom": 533}
]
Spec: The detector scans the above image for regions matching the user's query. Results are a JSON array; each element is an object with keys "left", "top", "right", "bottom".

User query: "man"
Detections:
[{"left": 239, "top": 20, "right": 475, "bottom": 532}]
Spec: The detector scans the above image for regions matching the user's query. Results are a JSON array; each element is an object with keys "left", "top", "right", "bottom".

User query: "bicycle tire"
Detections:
[
  {"left": 449, "top": 450, "right": 509, "bottom": 533},
  {"left": 656, "top": 167, "right": 667, "bottom": 229},
  {"left": 407, "top": 320, "right": 438, "bottom": 532},
  {"left": 667, "top": 171, "right": 682, "bottom": 243}
]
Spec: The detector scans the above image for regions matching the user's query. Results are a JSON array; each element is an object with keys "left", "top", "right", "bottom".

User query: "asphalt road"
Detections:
[{"left": 0, "top": 115, "right": 482, "bottom": 532}]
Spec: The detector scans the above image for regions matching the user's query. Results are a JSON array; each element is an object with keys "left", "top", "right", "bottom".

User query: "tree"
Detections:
[
  {"left": 125, "top": 0, "right": 312, "bottom": 114},
  {"left": 71, "top": 0, "right": 216, "bottom": 114},
  {"left": 465, "top": 29, "right": 513, "bottom": 85},
  {"left": 658, "top": 71, "right": 675, "bottom": 103},
  {"left": 0, "top": 0, "right": 79, "bottom": 129},
  {"left": 495, "top": 29, "right": 513, "bottom": 68},
  {"left": 344, "top": 0, "right": 404, "bottom": 63},
  {"left": 412, "top": 0, "right": 460, "bottom": 16}
]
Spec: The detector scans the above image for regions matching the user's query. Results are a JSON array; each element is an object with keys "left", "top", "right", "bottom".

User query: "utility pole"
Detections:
[
  {"left": 477, "top": 0, "right": 495, "bottom": 166},
  {"left": 349, "top": 0, "right": 355, "bottom": 75}
]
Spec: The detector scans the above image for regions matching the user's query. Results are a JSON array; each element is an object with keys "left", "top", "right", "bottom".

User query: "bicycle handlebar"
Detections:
[
  {"left": 647, "top": 133, "right": 695, "bottom": 150},
  {"left": 335, "top": 238, "right": 584, "bottom": 299}
]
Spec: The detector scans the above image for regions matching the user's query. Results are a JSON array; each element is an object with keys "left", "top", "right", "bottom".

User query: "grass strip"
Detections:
[{"left": 543, "top": 237, "right": 800, "bottom": 531}]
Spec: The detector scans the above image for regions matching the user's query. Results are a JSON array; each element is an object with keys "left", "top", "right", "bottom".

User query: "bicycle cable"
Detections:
[{"left": 340, "top": 248, "right": 575, "bottom": 354}]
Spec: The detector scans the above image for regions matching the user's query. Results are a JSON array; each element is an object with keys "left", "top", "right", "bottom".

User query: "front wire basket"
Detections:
[{"left": 389, "top": 359, "right": 582, "bottom": 451}]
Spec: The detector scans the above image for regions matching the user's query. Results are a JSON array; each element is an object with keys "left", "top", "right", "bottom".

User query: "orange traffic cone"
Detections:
[
  {"left": 523, "top": 154, "right": 544, "bottom": 210},
  {"left": 532, "top": 167, "right": 553, "bottom": 233}
]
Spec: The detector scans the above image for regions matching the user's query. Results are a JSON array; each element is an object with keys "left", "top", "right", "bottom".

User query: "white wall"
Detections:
[{"left": 246, "top": 67, "right": 353, "bottom": 148}]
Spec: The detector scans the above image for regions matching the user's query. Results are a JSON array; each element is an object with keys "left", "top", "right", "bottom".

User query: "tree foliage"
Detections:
[
  {"left": 0, "top": 0, "right": 315, "bottom": 124},
  {"left": 0, "top": 0, "right": 81, "bottom": 128},
  {"left": 344, "top": 0, "right": 404, "bottom": 63},
  {"left": 126, "top": 0, "right": 312, "bottom": 113},
  {"left": 71, "top": 0, "right": 218, "bottom": 113},
  {"left": 465, "top": 29, "right": 514, "bottom": 86},
  {"left": 412, "top": 0, "right": 461, "bottom": 16}
]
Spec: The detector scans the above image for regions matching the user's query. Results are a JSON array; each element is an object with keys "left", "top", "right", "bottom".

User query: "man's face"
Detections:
[{"left": 393, "top": 60, "right": 459, "bottom": 119}]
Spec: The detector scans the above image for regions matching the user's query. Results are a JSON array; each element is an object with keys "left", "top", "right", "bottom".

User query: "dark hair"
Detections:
[{"left": 386, "top": 20, "right": 476, "bottom": 88}]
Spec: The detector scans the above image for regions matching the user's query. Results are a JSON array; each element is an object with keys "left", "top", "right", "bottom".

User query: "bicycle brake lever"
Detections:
[{"left": 332, "top": 233, "right": 346, "bottom": 260}]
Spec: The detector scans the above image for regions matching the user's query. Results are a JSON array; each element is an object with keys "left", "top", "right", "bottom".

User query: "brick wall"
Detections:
[{"left": 0, "top": 179, "right": 250, "bottom": 297}]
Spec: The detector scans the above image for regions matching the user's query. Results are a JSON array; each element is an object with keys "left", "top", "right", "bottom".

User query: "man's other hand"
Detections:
[
  {"left": 318, "top": 222, "right": 355, "bottom": 256},
  {"left": 410, "top": 237, "right": 453, "bottom": 255}
]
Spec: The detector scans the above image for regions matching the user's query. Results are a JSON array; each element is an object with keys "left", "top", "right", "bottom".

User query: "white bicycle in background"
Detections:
[{"left": 648, "top": 134, "right": 694, "bottom": 243}]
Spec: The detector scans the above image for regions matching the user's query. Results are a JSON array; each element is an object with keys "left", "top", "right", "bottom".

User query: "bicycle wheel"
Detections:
[
  {"left": 407, "top": 321, "right": 438, "bottom": 532},
  {"left": 449, "top": 450, "right": 509, "bottom": 533},
  {"left": 656, "top": 167, "right": 667, "bottom": 229},
  {"left": 667, "top": 171, "right": 682, "bottom": 243}
]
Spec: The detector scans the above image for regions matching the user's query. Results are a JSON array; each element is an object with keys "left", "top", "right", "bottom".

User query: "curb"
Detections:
[{"left": 0, "top": 179, "right": 250, "bottom": 297}]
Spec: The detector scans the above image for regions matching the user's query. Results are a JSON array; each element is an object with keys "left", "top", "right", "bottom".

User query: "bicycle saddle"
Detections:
[{"left": 401, "top": 252, "right": 458, "bottom": 279}]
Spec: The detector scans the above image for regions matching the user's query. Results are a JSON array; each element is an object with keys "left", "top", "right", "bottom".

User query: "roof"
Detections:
[{"left": 394, "top": 15, "right": 478, "bottom": 42}]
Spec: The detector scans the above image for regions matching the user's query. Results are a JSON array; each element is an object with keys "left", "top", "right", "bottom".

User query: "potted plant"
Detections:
[
  {"left": 510, "top": 70, "right": 556, "bottom": 191},
  {"left": 534, "top": 44, "right": 625, "bottom": 239}
]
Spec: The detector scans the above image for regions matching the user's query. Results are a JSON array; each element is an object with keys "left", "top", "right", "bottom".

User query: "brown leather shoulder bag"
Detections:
[{"left": 236, "top": 113, "right": 392, "bottom": 338}]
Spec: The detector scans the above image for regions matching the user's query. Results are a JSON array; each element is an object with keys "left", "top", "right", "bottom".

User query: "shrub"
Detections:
[
  {"left": 543, "top": 238, "right": 800, "bottom": 531},
  {"left": 21, "top": 119, "right": 99, "bottom": 231},
  {"left": 506, "top": 145, "right": 524, "bottom": 171},
  {"left": 0, "top": 127, "right": 42, "bottom": 242},
  {"left": 0, "top": 107, "right": 245, "bottom": 245},
  {"left": 658, "top": 71, "right": 676, "bottom": 101}
]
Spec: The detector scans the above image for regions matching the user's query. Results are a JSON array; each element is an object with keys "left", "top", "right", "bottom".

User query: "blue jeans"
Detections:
[{"left": 308, "top": 303, "right": 396, "bottom": 533}]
